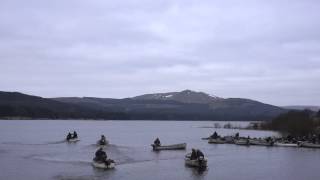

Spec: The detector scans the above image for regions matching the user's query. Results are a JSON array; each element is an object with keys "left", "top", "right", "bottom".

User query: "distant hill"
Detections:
[
  {"left": 0, "top": 91, "right": 127, "bottom": 119},
  {"left": 282, "top": 106, "right": 320, "bottom": 112},
  {"left": 0, "top": 90, "right": 286, "bottom": 121},
  {"left": 133, "top": 89, "right": 222, "bottom": 104}
]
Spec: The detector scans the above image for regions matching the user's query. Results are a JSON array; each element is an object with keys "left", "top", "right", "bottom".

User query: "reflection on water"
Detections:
[{"left": 0, "top": 120, "right": 319, "bottom": 180}]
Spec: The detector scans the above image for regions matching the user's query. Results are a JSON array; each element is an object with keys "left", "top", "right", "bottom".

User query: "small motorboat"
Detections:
[
  {"left": 151, "top": 143, "right": 186, "bottom": 151},
  {"left": 299, "top": 142, "right": 320, "bottom": 148},
  {"left": 274, "top": 142, "right": 298, "bottom": 147},
  {"left": 92, "top": 158, "right": 116, "bottom": 169},
  {"left": 234, "top": 139, "right": 250, "bottom": 146},
  {"left": 208, "top": 138, "right": 225, "bottom": 144},
  {"left": 66, "top": 138, "right": 80, "bottom": 142},
  {"left": 249, "top": 139, "right": 273, "bottom": 146},
  {"left": 185, "top": 154, "right": 207, "bottom": 168},
  {"left": 97, "top": 139, "right": 109, "bottom": 146}
]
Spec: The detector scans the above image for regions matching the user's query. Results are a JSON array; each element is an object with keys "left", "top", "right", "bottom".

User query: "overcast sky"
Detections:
[{"left": 0, "top": 0, "right": 320, "bottom": 106}]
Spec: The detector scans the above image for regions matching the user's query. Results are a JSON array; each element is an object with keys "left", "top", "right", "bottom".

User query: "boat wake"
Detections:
[
  {"left": 54, "top": 174, "right": 99, "bottom": 180},
  {"left": 2, "top": 140, "right": 66, "bottom": 146}
]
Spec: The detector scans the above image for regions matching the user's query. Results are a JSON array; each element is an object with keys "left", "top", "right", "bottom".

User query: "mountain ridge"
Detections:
[{"left": 1, "top": 90, "right": 286, "bottom": 121}]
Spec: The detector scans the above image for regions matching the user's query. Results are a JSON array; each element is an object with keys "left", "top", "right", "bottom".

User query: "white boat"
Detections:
[
  {"left": 92, "top": 160, "right": 116, "bottom": 169},
  {"left": 208, "top": 138, "right": 225, "bottom": 144},
  {"left": 151, "top": 143, "right": 186, "bottom": 151},
  {"left": 249, "top": 139, "right": 273, "bottom": 146},
  {"left": 234, "top": 139, "right": 249, "bottom": 145},
  {"left": 274, "top": 142, "right": 298, "bottom": 147},
  {"left": 97, "top": 139, "right": 109, "bottom": 146},
  {"left": 66, "top": 138, "right": 80, "bottom": 142},
  {"left": 185, "top": 154, "right": 207, "bottom": 168},
  {"left": 299, "top": 142, "right": 320, "bottom": 148}
]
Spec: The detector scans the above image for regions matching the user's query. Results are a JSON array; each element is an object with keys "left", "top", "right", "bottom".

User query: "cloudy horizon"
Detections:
[{"left": 1, "top": 0, "right": 320, "bottom": 106}]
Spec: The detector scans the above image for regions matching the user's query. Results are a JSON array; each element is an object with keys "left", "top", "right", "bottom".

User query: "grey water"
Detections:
[{"left": 0, "top": 120, "right": 320, "bottom": 180}]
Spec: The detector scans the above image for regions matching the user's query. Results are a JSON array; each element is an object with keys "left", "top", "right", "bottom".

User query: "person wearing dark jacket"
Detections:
[
  {"left": 66, "top": 132, "right": 72, "bottom": 140},
  {"left": 73, "top": 131, "right": 78, "bottom": 139},
  {"left": 95, "top": 148, "right": 107, "bottom": 162},
  {"left": 190, "top": 149, "right": 197, "bottom": 160},
  {"left": 210, "top": 131, "right": 218, "bottom": 139},
  {"left": 196, "top": 149, "right": 204, "bottom": 159},
  {"left": 100, "top": 135, "right": 106, "bottom": 144},
  {"left": 154, "top": 138, "right": 161, "bottom": 146}
]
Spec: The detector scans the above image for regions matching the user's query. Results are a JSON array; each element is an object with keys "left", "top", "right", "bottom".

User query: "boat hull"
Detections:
[
  {"left": 274, "top": 143, "right": 298, "bottom": 147},
  {"left": 249, "top": 139, "right": 273, "bottom": 146},
  {"left": 185, "top": 158, "right": 207, "bottom": 168},
  {"left": 235, "top": 139, "right": 249, "bottom": 145},
  {"left": 97, "top": 140, "right": 109, "bottom": 146},
  {"left": 300, "top": 142, "right": 320, "bottom": 148},
  {"left": 92, "top": 161, "right": 116, "bottom": 169},
  {"left": 208, "top": 138, "right": 225, "bottom": 144},
  {"left": 151, "top": 143, "right": 186, "bottom": 151},
  {"left": 67, "top": 138, "right": 80, "bottom": 142}
]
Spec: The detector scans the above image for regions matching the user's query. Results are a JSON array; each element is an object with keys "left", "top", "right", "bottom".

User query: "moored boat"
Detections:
[
  {"left": 249, "top": 139, "right": 273, "bottom": 146},
  {"left": 299, "top": 142, "right": 320, "bottom": 148},
  {"left": 235, "top": 139, "right": 249, "bottom": 145},
  {"left": 151, "top": 143, "right": 186, "bottom": 151},
  {"left": 274, "top": 142, "right": 298, "bottom": 147},
  {"left": 185, "top": 154, "right": 207, "bottom": 168},
  {"left": 208, "top": 138, "right": 225, "bottom": 144}
]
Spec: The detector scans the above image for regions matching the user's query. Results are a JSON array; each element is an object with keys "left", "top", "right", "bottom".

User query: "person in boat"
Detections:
[
  {"left": 72, "top": 131, "right": 78, "bottom": 139},
  {"left": 312, "top": 134, "right": 317, "bottom": 144},
  {"left": 100, "top": 135, "right": 106, "bottom": 144},
  {"left": 190, "top": 148, "right": 197, "bottom": 160},
  {"left": 196, "top": 149, "right": 204, "bottom": 159},
  {"left": 235, "top": 132, "right": 239, "bottom": 139},
  {"left": 95, "top": 147, "right": 107, "bottom": 162},
  {"left": 266, "top": 137, "right": 272, "bottom": 143},
  {"left": 66, "top": 132, "right": 72, "bottom": 141},
  {"left": 154, "top": 138, "right": 161, "bottom": 146},
  {"left": 210, "top": 131, "right": 218, "bottom": 139}
]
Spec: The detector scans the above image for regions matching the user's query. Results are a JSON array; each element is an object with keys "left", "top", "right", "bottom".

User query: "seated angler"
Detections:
[
  {"left": 196, "top": 149, "right": 204, "bottom": 159},
  {"left": 190, "top": 148, "right": 197, "bottom": 160},
  {"left": 210, "top": 131, "right": 218, "bottom": 139},
  {"left": 66, "top": 132, "right": 72, "bottom": 141},
  {"left": 95, "top": 148, "right": 107, "bottom": 163},
  {"left": 100, "top": 135, "right": 106, "bottom": 144},
  {"left": 154, "top": 137, "right": 161, "bottom": 146},
  {"left": 72, "top": 131, "right": 78, "bottom": 139}
]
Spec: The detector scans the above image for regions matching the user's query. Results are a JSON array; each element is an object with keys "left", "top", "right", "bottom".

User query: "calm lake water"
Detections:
[{"left": 0, "top": 120, "right": 320, "bottom": 180}]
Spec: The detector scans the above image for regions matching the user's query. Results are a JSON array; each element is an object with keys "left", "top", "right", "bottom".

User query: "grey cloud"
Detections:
[{"left": 0, "top": 0, "right": 320, "bottom": 106}]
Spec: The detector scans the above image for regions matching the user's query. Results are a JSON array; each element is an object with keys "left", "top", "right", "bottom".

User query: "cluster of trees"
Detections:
[{"left": 263, "top": 109, "right": 320, "bottom": 137}]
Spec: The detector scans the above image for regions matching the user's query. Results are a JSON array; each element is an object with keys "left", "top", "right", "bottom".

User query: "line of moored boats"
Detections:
[{"left": 203, "top": 132, "right": 320, "bottom": 148}]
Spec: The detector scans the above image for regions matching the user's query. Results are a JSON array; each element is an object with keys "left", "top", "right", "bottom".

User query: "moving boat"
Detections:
[
  {"left": 234, "top": 139, "right": 249, "bottom": 145},
  {"left": 299, "top": 142, "right": 320, "bottom": 148},
  {"left": 92, "top": 159, "right": 116, "bottom": 169},
  {"left": 151, "top": 143, "right": 187, "bottom": 151},
  {"left": 97, "top": 139, "right": 109, "bottom": 146},
  {"left": 249, "top": 139, "right": 273, "bottom": 146},
  {"left": 185, "top": 154, "right": 207, "bottom": 168},
  {"left": 208, "top": 138, "right": 225, "bottom": 144}
]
